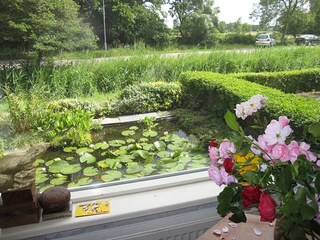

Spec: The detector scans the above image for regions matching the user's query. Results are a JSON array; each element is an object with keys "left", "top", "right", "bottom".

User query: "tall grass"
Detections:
[{"left": 1, "top": 47, "right": 320, "bottom": 98}]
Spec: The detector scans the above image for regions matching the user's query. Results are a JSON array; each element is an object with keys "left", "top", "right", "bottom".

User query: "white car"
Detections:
[{"left": 255, "top": 34, "right": 276, "bottom": 46}]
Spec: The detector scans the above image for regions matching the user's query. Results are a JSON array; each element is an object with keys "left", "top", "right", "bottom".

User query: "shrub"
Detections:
[
  {"left": 223, "top": 33, "right": 256, "bottom": 45},
  {"left": 34, "top": 108, "right": 95, "bottom": 147},
  {"left": 179, "top": 71, "right": 320, "bottom": 131},
  {"left": 115, "top": 81, "right": 182, "bottom": 115},
  {"left": 232, "top": 68, "right": 320, "bottom": 93}
]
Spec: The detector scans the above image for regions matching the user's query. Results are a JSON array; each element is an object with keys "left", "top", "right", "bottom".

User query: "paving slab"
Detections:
[
  {"left": 99, "top": 118, "right": 121, "bottom": 125},
  {"left": 137, "top": 112, "right": 160, "bottom": 120}
]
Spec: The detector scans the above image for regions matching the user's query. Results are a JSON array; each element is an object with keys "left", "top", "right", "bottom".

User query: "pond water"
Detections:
[{"left": 34, "top": 120, "right": 210, "bottom": 192}]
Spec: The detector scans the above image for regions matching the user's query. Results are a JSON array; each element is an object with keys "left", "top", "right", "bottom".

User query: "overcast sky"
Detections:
[{"left": 215, "top": 0, "right": 260, "bottom": 24}]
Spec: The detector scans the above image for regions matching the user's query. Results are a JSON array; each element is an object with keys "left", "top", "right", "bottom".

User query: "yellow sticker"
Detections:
[{"left": 75, "top": 200, "right": 110, "bottom": 217}]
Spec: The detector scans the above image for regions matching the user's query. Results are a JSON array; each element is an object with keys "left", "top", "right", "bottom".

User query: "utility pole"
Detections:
[{"left": 102, "top": 0, "right": 107, "bottom": 50}]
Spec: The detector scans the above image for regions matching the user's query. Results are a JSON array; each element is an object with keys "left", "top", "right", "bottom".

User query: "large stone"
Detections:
[{"left": 38, "top": 187, "right": 70, "bottom": 213}]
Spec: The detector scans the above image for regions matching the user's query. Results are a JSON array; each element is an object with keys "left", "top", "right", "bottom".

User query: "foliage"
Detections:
[
  {"left": 0, "top": 0, "right": 97, "bottom": 62},
  {"left": 179, "top": 71, "right": 320, "bottom": 131},
  {"left": 35, "top": 122, "right": 209, "bottom": 190},
  {"left": 220, "top": 33, "right": 256, "bottom": 45},
  {"left": 115, "top": 81, "right": 182, "bottom": 115},
  {"left": 34, "top": 108, "right": 95, "bottom": 147},
  {"left": 208, "top": 95, "right": 320, "bottom": 239},
  {"left": 233, "top": 68, "right": 320, "bottom": 93}
]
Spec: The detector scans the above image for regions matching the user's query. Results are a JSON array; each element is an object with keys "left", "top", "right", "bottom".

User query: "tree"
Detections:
[
  {"left": 1, "top": 0, "right": 97, "bottom": 63},
  {"left": 252, "top": 0, "right": 309, "bottom": 43},
  {"left": 165, "top": 0, "right": 218, "bottom": 44}
]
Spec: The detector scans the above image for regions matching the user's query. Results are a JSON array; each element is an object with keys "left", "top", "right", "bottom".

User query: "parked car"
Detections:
[
  {"left": 255, "top": 34, "right": 276, "bottom": 47},
  {"left": 295, "top": 34, "right": 320, "bottom": 45}
]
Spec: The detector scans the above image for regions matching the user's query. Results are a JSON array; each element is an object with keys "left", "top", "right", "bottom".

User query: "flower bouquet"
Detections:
[{"left": 208, "top": 95, "right": 320, "bottom": 240}]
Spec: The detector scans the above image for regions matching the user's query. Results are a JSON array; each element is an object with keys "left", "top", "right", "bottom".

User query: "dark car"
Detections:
[{"left": 295, "top": 34, "right": 320, "bottom": 45}]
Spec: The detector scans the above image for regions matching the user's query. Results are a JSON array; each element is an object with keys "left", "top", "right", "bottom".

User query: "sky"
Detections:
[{"left": 214, "top": 0, "right": 260, "bottom": 24}]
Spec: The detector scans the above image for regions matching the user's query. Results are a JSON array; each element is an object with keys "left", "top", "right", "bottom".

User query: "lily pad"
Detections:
[
  {"left": 97, "top": 160, "right": 109, "bottom": 168},
  {"left": 61, "top": 164, "right": 82, "bottom": 174},
  {"left": 76, "top": 147, "right": 94, "bottom": 155},
  {"left": 66, "top": 157, "right": 74, "bottom": 161},
  {"left": 118, "top": 155, "right": 134, "bottom": 163},
  {"left": 143, "top": 130, "right": 158, "bottom": 138},
  {"left": 126, "top": 138, "right": 136, "bottom": 144},
  {"left": 48, "top": 160, "right": 70, "bottom": 174},
  {"left": 134, "top": 150, "right": 150, "bottom": 159},
  {"left": 109, "top": 139, "right": 126, "bottom": 147},
  {"left": 63, "top": 146, "right": 77, "bottom": 153},
  {"left": 35, "top": 173, "right": 49, "bottom": 185},
  {"left": 129, "top": 126, "right": 139, "bottom": 130},
  {"left": 77, "top": 177, "right": 93, "bottom": 186},
  {"left": 83, "top": 167, "right": 99, "bottom": 176},
  {"left": 101, "top": 170, "right": 122, "bottom": 182},
  {"left": 121, "top": 130, "right": 135, "bottom": 136},
  {"left": 50, "top": 177, "right": 67, "bottom": 186},
  {"left": 139, "top": 138, "right": 149, "bottom": 142},
  {"left": 143, "top": 143, "right": 154, "bottom": 151},
  {"left": 141, "top": 164, "right": 156, "bottom": 176},
  {"left": 40, "top": 185, "right": 54, "bottom": 192},
  {"left": 68, "top": 182, "right": 79, "bottom": 188},
  {"left": 80, "top": 153, "right": 96, "bottom": 164},
  {"left": 93, "top": 142, "right": 109, "bottom": 150},
  {"left": 126, "top": 163, "right": 144, "bottom": 174},
  {"left": 157, "top": 151, "right": 171, "bottom": 158},
  {"left": 33, "top": 159, "right": 45, "bottom": 167},
  {"left": 45, "top": 159, "right": 55, "bottom": 167},
  {"left": 154, "top": 141, "right": 166, "bottom": 151}
]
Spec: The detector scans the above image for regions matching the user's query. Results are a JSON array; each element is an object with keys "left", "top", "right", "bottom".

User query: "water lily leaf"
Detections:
[
  {"left": 105, "top": 158, "right": 117, "bottom": 165},
  {"left": 143, "top": 144, "right": 154, "bottom": 151},
  {"left": 101, "top": 170, "right": 122, "bottom": 182},
  {"left": 126, "top": 163, "right": 144, "bottom": 174},
  {"left": 80, "top": 153, "right": 96, "bottom": 164},
  {"left": 121, "top": 130, "right": 135, "bottom": 136},
  {"left": 33, "top": 159, "right": 45, "bottom": 167},
  {"left": 63, "top": 147, "right": 77, "bottom": 153},
  {"left": 122, "top": 174, "right": 141, "bottom": 179},
  {"left": 168, "top": 144, "right": 179, "bottom": 151},
  {"left": 50, "top": 177, "right": 67, "bottom": 186},
  {"left": 109, "top": 140, "right": 126, "bottom": 147},
  {"left": 141, "top": 164, "right": 156, "bottom": 176},
  {"left": 76, "top": 147, "right": 94, "bottom": 155},
  {"left": 77, "top": 177, "right": 93, "bottom": 186},
  {"left": 154, "top": 141, "right": 166, "bottom": 151},
  {"left": 94, "top": 142, "right": 109, "bottom": 150},
  {"left": 134, "top": 150, "right": 150, "bottom": 159},
  {"left": 143, "top": 130, "right": 158, "bottom": 138},
  {"left": 126, "top": 138, "right": 136, "bottom": 144},
  {"left": 119, "top": 146, "right": 128, "bottom": 152},
  {"left": 45, "top": 159, "right": 55, "bottom": 167},
  {"left": 187, "top": 162, "right": 207, "bottom": 169},
  {"left": 118, "top": 155, "right": 134, "bottom": 163},
  {"left": 35, "top": 173, "right": 49, "bottom": 185},
  {"left": 139, "top": 138, "right": 149, "bottom": 142},
  {"left": 162, "top": 162, "right": 178, "bottom": 168},
  {"left": 97, "top": 160, "right": 109, "bottom": 168},
  {"left": 68, "top": 182, "right": 79, "bottom": 188},
  {"left": 105, "top": 158, "right": 122, "bottom": 169},
  {"left": 66, "top": 157, "right": 74, "bottom": 161},
  {"left": 157, "top": 151, "right": 171, "bottom": 158},
  {"left": 40, "top": 185, "right": 54, "bottom": 192},
  {"left": 48, "top": 160, "right": 70, "bottom": 173},
  {"left": 101, "top": 175, "right": 114, "bottom": 182},
  {"left": 83, "top": 167, "right": 99, "bottom": 176},
  {"left": 61, "top": 164, "right": 82, "bottom": 174},
  {"left": 129, "top": 126, "right": 139, "bottom": 130},
  {"left": 36, "top": 167, "right": 46, "bottom": 174}
]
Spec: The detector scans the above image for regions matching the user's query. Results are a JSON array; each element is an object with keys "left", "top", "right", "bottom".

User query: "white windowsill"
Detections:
[{"left": 0, "top": 170, "right": 223, "bottom": 240}]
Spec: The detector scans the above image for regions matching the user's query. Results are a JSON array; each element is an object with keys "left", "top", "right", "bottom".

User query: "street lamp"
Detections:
[{"left": 102, "top": 0, "right": 107, "bottom": 50}]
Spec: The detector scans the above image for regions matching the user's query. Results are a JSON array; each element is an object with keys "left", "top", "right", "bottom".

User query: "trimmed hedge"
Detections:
[
  {"left": 231, "top": 68, "right": 320, "bottom": 93},
  {"left": 115, "top": 81, "right": 182, "bottom": 115},
  {"left": 179, "top": 71, "right": 320, "bottom": 130}
]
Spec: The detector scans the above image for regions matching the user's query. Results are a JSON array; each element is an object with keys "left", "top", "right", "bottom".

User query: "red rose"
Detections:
[
  {"left": 223, "top": 158, "right": 235, "bottom": 173},
  {"left": 209, "top": 139, "right": 218, "bottom": 148},
  {"left": 258, "top": 191, "right": 276, "bottom": 222},
  {"left": 241, "top": 185, "right": 262, "bottom": 208}
]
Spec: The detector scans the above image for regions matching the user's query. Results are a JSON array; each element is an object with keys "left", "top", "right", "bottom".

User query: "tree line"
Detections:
[{"left": 0, "top": 0, "right": 319, "bottom": 62}]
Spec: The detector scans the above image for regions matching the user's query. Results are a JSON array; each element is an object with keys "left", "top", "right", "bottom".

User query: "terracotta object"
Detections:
[{"left": 38, "top": 186, "right": 71, "bottom": 213}]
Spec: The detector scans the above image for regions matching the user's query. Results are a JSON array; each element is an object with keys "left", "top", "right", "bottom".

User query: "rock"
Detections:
[{"left": 38, "top": 187, "right": 70, "bottom": 213}]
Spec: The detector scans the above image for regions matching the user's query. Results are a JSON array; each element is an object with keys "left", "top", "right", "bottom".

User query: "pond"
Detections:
[{"left": 34, "top": 119, "right": 210, "bottom": 192}]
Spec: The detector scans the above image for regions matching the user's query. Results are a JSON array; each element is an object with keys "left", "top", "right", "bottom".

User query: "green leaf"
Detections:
[
  {"left": 40, "top": 185, "right": 54, "bottom": 192},
  {"left": 118, "top": 155, "right": 134, "bottom": 163},
  {"left": 281, "top": 198, "right": 299, "bottom": 216},
  {"left": 80, "top": 153, "right": 96, "bottom": 164},
  {"left": 83, "top": 167, "right": 99, "bottom": 176},
  {"left": 33, "top": 159, "right": 45, "bottom": 167},
  {"left": 217, "top": 203, "right": 231, "bottom": 217},
  {"left": 121, "top": 130, "right": 135, "bottom": 136},
  {"left": 77, "top": 177, "right": 93, "bottom": 186},
  {"left": 129, "top": 126, "right": 139, "bottom": 130},
  {"left": 97, "top": 160, "right": 109, "bottom": 168},
  {"left": 301, "top": 204, "right": 317, "bottom": 221},
  {"left": 76, "top": 147, "right": 94, "bottom": 155},
  {"left": 93, "top": 142, "right": 109, "bottom": 150},
  {"left": 308, "top": 123, "right": 320, "bottom": 138},
  {"left": 157, "top": 151, "right": 171, "bottom": 158},
  {"left": 63, "top": 146, "right": 77, "bottom": 153},
  {"left": 35, "top": 173, "right": 49, "bottom": 185},
  {"left": 126, "top": 138, "right": 135, "bottom": 143},
  {"left": 277, "top": 165, "right": 293, "bottom": 193},
  {"left": 126, "top": 163, "right": 144, "bottom": 174},
  {"left": 294, "top": 187, "right": 307, "bottom": 204},
  {"left": 229, "top": 210, "right": 247, "bottom": 223},
  {"left": 218, "top": 186, "right": 236, "bottom": 204},
  {"left": 154, "top": 141, "right": 166, "bottom": 151},
  {"left": 139, "top": 138, "right": 149, "bottom": 142},
  {"left": 61, "top": 164, "right": 82, "bottom": 174},
  {"left": 50, "top": 177, "right": 67, "bottom": 186},
  {"left": 315, "top": 172, "right": 320, "bottom": 193},
  {"left": 142, "top": 130, "right": 158, "bottom": 137},
  {"left": 288, "top": 226, "right": 306, "bottom": 240},
  {"left": 48, "top": 160, "right": 69, "bottom": 173},
  {"left": 224, "top": 110, "right": 239, "bottom": 131},
  {"left": 108, "top": 140, "right": 126, "bottom": 147},
  {"left": 134, "top": 150, "right": 150, "bottom": 159},
  {"left": 67, "top": 182, "right": 79, "bottom": 188}
]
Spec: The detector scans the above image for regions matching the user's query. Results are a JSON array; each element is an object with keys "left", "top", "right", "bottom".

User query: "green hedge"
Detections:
[
  {"left": 231, "top": 68, "right": 320, "bottom": 93},
  {"left": 179, "top": 71, "right": 320, "bottom": 129},
  {"left": 115, "top": 81, "right": 182, "bottom": 115}
]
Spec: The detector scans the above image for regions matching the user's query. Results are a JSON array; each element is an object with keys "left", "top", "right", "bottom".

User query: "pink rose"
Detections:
[
  {"left": 258, "top": 191, "right": 276, "bottom": 222},
  {"left": 299, "top": 142, "right": 317, "bottom": 162},
  {"left": 263, "top": 120, "right": 292, "bottom": 146},
  {"left": 271, "top": 143, "right": 290, "bottom": 162},
  {"left": 219, "top": 139, "right": 236, "bottom": 159},
  {"left": 288, "top": 141, "right": 301, "bottom": 163},
  {"left": 208, "top": 165, "right": 236, "bottom": 186},
  {"left": 208, "top": 146, "right": 219, "bottom": 164},
  {"left": 278, "top": 116, "right": 290, "bottom": 127}
]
